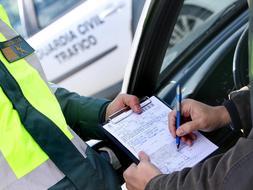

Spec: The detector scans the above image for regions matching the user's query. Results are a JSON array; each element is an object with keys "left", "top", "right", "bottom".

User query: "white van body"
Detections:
[{"left": 26, "top": 0, "right": 132, "bottom": 97}]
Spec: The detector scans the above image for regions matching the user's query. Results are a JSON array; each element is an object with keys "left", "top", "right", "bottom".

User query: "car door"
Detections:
[
  {"left": 122, "top": 0, "right": 184, "bottom": 96},
  {"left": 123, "top": 0, "right": 247, "bottom": 107}
]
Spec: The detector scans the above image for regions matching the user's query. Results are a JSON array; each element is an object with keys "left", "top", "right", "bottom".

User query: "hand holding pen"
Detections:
[{"left": 169, "top": 98, "right": 216, "bottom": 147}]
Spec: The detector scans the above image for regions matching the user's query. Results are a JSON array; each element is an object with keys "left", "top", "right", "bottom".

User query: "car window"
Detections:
[
  {"left": 160, "top": 0, "right": 239, "bottom": 73},
  {"left": 0, "top": 0, "right": 23, "bottom": 35},
  {"left": 33, "top": 0, "right": 84, "bottom": 28}
]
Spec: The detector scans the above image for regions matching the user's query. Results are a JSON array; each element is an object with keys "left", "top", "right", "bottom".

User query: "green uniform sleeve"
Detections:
[{"left": 54, "top": 87, "right": 111, "bottom": 141}]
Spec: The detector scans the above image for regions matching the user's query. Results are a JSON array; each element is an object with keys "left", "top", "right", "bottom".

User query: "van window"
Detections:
[
  {"left": 0, "top": 0, "right": 23, "bottom": 35},
  {"left": 33, "top": 0, "right": 84, "bottom": 28}
]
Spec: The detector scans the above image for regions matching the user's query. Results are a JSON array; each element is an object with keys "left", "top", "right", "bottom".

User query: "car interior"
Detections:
[{"left": 92, "top": 0, "right": 249, "bottom": 183}]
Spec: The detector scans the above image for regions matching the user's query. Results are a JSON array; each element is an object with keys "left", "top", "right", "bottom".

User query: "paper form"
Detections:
[{"left": 103, "top": 96, "right": 218, "bottom": 174}]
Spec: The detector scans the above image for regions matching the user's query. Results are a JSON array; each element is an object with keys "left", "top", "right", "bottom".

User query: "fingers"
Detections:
[
  {"left": 138, "top": 151, "right": 150, "bottom": 162},
  {"left": 123, "top": 160, "right": 161, "bottom": 190},
  {"left": 123, "top": 163, "right": 137, "bottom": 180},
  {"left": 176, "top": 120, "right": 199, "bottom": 136},
  {"left": 105, "top": 94, "right": 141, "bottom": 120},
  {"left": 169, "top": 99, "right": 192, "bottom": 138},
  {"left": 180, "top": 133, "right": 197, "bottom": 146},
  {"left": 123, "top": 163, "right": 137, "bottom": 189},
  {"left": 126, "top": 163, "right": 137, "bottom": 171},
  {"left": 169, "top": 99, "right": 199, "bottom": 146},
  {"left": 180, "top": 99, "right": 192, "bottom": 118},
  {"left": 168, "top": 109, "right": 177, "bottom": 138},
  {"left": 121, "top": 94, "right": 141, "bottom": 113}
]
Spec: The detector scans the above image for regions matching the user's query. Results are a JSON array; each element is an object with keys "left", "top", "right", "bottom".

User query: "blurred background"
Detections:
[{"left": 1, "top": 0, "right": 235, "bottom": 100}]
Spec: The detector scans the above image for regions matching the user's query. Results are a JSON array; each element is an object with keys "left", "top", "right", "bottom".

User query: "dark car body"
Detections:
[{"left": 123, "top": 0, "right": 247, "bottom": 108}]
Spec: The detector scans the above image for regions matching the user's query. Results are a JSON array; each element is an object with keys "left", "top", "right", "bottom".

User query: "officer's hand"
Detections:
[
  {"left": 169, "top": 99, "right": 231, "bottom": 145},
  {"left": 105, "top": 93, "right": 141, "bottom": 120},
  {"left": 123, "top": 151, "right": 162, "bottom": 190}
]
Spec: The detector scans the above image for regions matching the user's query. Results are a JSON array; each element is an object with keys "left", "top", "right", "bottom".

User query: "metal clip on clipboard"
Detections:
[{"left": 108, "top": 96, "right": 152, "bottom": 124}]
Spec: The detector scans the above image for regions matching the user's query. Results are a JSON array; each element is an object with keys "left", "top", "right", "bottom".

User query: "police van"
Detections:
[
  {"left": 2, "top": 0, "right": 145, "bottom": 98},
  {"left": 3, "top": 0, "right": 229, "bottom": 98}
]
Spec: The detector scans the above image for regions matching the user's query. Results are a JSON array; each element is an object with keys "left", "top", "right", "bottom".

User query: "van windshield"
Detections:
[{"left": 33, "top": 0, "right": 83, "bottom": 28}]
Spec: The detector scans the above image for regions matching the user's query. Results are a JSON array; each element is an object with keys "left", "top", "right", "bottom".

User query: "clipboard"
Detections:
[
  {"left": 101, "top": 96, "right": 218, "bottom": 174},
  {"left": 108, "top": 96, "right": 152, "bottom": 124}
]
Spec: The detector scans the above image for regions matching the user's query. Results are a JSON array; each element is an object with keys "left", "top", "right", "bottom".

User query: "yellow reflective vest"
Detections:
[{"left": 0, "top": 5, "right": 121, "bottom": 190}]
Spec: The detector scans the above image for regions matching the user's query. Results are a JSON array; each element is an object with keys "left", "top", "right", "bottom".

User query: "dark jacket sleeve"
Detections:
[
  {"left": 224, "top": 86, "right": 251, "bottom": 136},
  {"left": 146, "top": 131, "right": 253, "bottom": 190},
  {"left": 54, "top": 87, "right": 110, "bottom": 141}
]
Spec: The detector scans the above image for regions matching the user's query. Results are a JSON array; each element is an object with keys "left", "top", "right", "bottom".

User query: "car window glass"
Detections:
[
  {"left": 33, "top": 0, "right": 84, "bottom": 28},
  {"left": 0, "top": 0, "right": 24, "bottom": 35},
  {"left": 160, "top": 0, "right": 238, "bottom": 73},
  {"left": 132, "top": 0, "right": 146, "bottom": 33}
]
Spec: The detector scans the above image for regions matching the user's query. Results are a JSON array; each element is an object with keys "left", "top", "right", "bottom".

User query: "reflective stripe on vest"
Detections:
[
  {"left": 0, "top": 6, "right": 73, "bottom": 178},
  {"left": 0, "top": 128, "right": 90, "bottom": 190}
]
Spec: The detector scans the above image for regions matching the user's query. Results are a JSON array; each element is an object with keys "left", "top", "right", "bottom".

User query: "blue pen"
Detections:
[{"left": 176, "top": 84, "right": 181, "bottom": 149}]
